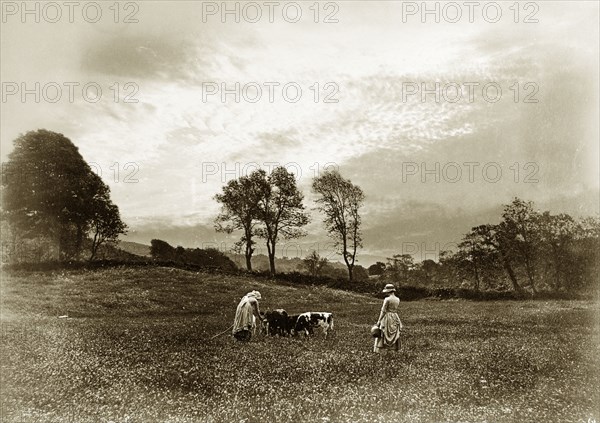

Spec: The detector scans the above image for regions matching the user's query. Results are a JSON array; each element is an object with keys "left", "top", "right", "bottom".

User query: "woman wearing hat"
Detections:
[
  {"left": 373, "top": 284, "right": 403, "bottom": 353},
  {"left": 232, "top": 290, "right": 264, "bottom": 342}
]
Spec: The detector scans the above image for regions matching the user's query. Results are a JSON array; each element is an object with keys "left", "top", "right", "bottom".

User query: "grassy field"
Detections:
[{"left": 1, "top": 266, "right": 599, "bottom": 423}]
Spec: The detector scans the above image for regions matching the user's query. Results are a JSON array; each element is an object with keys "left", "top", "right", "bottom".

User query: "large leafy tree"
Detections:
[
  {"left": 312, "top": 170, "right": 364, "bottom": 281},
  {"left": 148, "top": 238, "right": 236, "bottom": 270},
  {"left": 150, "top": 239, "right": 176, "bottom": 261},
  {"left": 256, "top": 167, "right": 309, "bottom": 276},
  {"left": 2, "top": 130, "right": 126, "bottom": 261},
  {"left": 456, "top": 228, "right": 503, "bottom": 291},
  {"left": 214, "top": 170, "right": 267, "bottom": 271},
  {"left": 88, "top": 191, "right": 128, "bottom": 261},
  {"left": 441, "top": 203, "right": 598, "bottom": 295},
  {"left": 572, "top": 216, "right": 600, "bottom": 292},
  {"left": 471, "top": 224, "right": 522, "bottom": 292},
  {"left": 368, "top": 261, "right": 386, "bottom": 276},
  {"left": 385, "top": 254, "right": 414, "bottom": 283},
  {"left": 537, "top": 212, "right": 578, "bottom": 291},
  {"left": 499, "top": 198, "right": 541, "bottom": 292}
]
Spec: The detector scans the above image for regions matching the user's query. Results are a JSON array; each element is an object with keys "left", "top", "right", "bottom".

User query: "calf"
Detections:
[
  {"left": 284, "top": 314, "right": 301, "bottom": 336},
  {"left": 294, "top": 312, "right": 334, "bottom": 338},
  {"left": 264, "top": 309, "right": 288, "bottom": 336}
]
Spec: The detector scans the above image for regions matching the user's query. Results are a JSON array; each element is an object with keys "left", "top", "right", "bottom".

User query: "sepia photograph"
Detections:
[{"left": 1, "top": 1, "right": 599, "bottom": 422}]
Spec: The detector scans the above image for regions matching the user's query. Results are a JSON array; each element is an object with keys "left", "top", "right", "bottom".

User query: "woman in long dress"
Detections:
[
  {"left": 232, "top": 290, "right": 263, "bottom": 342},
  {"left": 374, "top": 284, "right": 403, "bottom": 353}
]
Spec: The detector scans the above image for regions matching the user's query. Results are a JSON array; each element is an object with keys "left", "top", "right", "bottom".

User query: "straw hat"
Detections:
[{"left": 382, "top": 284, "right": 396, "bottom": 293}]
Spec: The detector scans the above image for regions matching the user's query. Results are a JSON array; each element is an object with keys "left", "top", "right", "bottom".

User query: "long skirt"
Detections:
[
  {"left": 233, "top": 300, "right": 254, "bottom": 341},
  {"left": 374, "top": 312, "right": 402, "bottom": 353}
]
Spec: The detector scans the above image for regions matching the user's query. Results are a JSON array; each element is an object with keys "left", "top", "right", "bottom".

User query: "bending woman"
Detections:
[
  {"left": 232, "top": 290, "right": 264, "bottom": 342},
  {"left": 374, "top": 284, "right": 403, "bottom": 353}
]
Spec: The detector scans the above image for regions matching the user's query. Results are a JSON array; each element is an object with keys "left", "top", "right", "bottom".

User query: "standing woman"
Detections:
[
  {"left": 374, "top": 284, "right": 403, "bottom": 353},
  {"left": 232, "top": 290, "right": 264, "bottom": 342}
]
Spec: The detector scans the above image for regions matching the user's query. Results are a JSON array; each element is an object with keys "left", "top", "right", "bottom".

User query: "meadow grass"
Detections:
[{"left": 1, "top": 266, "right": 599, "bottom": 422}]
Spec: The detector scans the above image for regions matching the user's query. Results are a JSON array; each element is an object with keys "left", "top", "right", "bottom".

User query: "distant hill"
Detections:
[
  {"left": 224, "top": 252, "right": 348, "bottom": 274},
  {"left": 116, "top": 240, "right": 349, "bottom": 274},
  {"left": 224, "top": 253, "right": 302, "bottom": 272},
  {"left": 117, "top": 240, "right": 151, "bottom": 257}
]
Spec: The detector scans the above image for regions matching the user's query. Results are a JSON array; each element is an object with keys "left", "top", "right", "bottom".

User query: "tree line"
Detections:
[
  {"left": 148, "top": 239, "right": 237, "bottom": 270},
  {"left": 2, "top": 130, "right": 597, "bottom": 296},
  {"left": 375, "top": 198, "right": 599, "bottom": 294}
]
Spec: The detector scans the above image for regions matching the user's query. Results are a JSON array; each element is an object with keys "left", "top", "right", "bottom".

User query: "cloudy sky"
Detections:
[{"left": 1, "top": 1, "right": 598, "bottom": 265}]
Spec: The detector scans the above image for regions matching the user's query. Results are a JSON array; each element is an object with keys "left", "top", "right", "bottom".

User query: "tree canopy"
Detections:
[
  {"left": 256, "top": 167, "right": 309, "bottom": 276},
  {"left": 312, "top": 170, "right": 364, "bottom": 281},
  {"left": 2, "top": 130, "right": 127, "bottom": 261},
  {"left": 214, "top": 170, "right": 267, "bottom": 271}
]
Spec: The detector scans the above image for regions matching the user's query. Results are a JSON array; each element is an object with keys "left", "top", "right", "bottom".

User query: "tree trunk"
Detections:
[
  {"left": 89, "top": 243, "right": 99, "bottom": 261},
  {"left": 243, "top": 227, "right": 254, "bottom": 271},
  {"left": 342, "top": 239, "right": 355, "bottom": 282},
  {"left": 244, "top": 239, "right": 253, "bottom": 271},
  {"left": 245, "top": 252, "right": 253, "bottom": 271},
  {"left": 473, "top": 261, "right": 481, "bottom": 291},
  {"left": 266, "top": 239, "right": 276, "bottom": 276},
  {"left": 269, "top": 243, "right": 276, "bottom": 276},
  {"left": 89, "top": 230, "right": 100, "bottom": 261},
  {"left": 499, "top": 250, "right": 521, "bottom": 292},
  {"left": 524, "top": 256, "right": 536, "bottom": 293}
]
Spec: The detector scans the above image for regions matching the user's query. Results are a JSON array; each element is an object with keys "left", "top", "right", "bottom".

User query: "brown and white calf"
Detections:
[{"left": 294, "top": 312, "right": 334, "bottom": 338}]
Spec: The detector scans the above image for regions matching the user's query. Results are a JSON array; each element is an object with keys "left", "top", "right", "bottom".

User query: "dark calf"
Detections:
[
  {"left": 264, "top": 309, "right": 288, "bottom": 336},
  {"left": 284, "top": 314, "right": 301, "bottom": 336}
]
